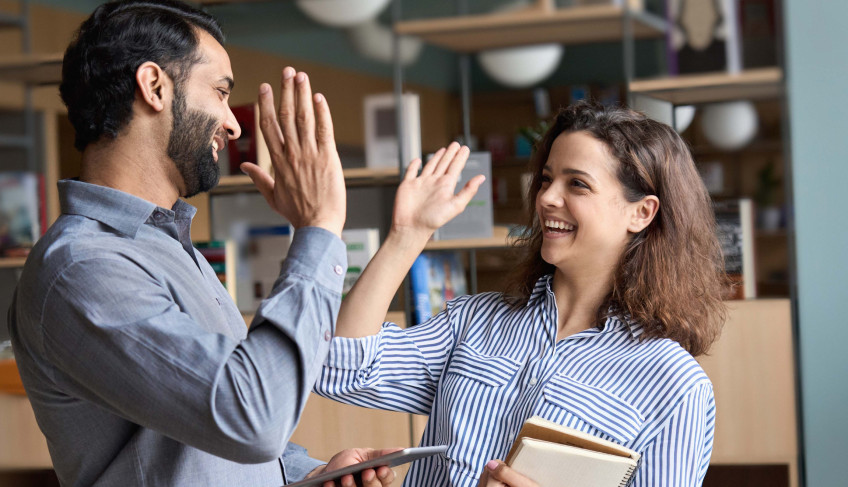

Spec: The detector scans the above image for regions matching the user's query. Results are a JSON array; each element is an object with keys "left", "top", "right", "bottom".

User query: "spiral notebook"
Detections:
[{"left": 505, "top": 416, "right": 641, "bottom": 487}]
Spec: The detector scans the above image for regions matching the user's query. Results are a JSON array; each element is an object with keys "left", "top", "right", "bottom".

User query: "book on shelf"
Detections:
[
  {"left": 0, "top": 172, "right": 42, "bottom": 257},
  {"left": 341, "top": 228, "right": 380, "bottom": 298},
  {"left": 244, "top": 225, "right": 293, "bottom": 312},
  {"left": 195, "top": 240, "right": 237, "bottom": 302},
  {"left": 225, "top": 103, "right": 271, "bottom": 175},
  {"left": 504, "top": 416, "right": 641, "bottom": 487},
  {"left": 432, "top": 151, "right": 494, "bottom": 241},
  {"left": 713, "top": 198, "right": 756, "bottom": 299},
  {"left": 409, "top": 251, "right": 467, "bottom": 325}
]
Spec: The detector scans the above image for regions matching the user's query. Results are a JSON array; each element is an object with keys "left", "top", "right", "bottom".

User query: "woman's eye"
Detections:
[
  {"left": 540, "top": 174, "right": 552, "bottom": 184},
  {"left": 571, "top": 179, "right": 588, "bottom": 189}
]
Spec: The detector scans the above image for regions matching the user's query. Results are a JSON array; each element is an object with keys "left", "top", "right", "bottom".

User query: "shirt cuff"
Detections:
[
  {"left": 282, "top": 227, "right": 347, "bottom": 293},
  {"left": 325, "top": 322, "right": 402, "bottom": 370},
  {"left": 282, "top": 442, "right": 326, "bottom": 483}
]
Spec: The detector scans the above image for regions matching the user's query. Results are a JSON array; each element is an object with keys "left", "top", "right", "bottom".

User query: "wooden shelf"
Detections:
[
  {"left": 0, "top": 257, "right": 27, "bottom": 269},
  {"left": 0, "top": 359, "right": 25, "bottom": 396},
  {"left": 629, "top": 67, "right": 784, "bottom": 105},
  {"left": 424, "top": 225, "right": 514, "bottom": 250},
  {"left": 395, "top": 4, "right": 666, "bottom": 53},
  {"left": 213, "top": 167, "right": 401, "bottom": 194},
  {"left": 0, "top": 53, "right": 63, "bottom": 85}
]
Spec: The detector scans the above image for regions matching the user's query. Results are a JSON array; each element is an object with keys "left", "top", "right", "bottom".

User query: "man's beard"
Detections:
[{"left": 167, "top": 85, "right": 221, "bottom": 198}]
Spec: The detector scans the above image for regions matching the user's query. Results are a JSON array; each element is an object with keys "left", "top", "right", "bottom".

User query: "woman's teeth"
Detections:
[{"left": 544, "top": 220, "right": 575, "bottom": 231}]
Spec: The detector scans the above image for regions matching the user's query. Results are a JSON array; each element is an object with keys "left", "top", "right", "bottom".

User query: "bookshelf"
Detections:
[
  {"left": 0, "top": 257, "right": 27, "bottom": 269},
  {"left": 394, "top": 3, "right": 666, "bottom": 53},
  {"left": 628, "top": 67, "right": 784, "bottom": 105},
  {"left": 0, "top": 53, "right": 62, "bottom": 85}
]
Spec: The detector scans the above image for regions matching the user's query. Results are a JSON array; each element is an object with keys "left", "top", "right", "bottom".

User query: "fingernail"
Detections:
[
  {"left": 283, "top": 67, "right": 295, "bottom": 80},
  {"left": 487, "top": 460, "right": 499, "bottom": 470},
  {"left": 314, "top": 93, "right": 324, "bottom": 103},
  {"left": 296, "top": 72, "right": 307, "bottom": 83},
  {"left": 260, "top": 84, "right": 270, "bottom": 94}
]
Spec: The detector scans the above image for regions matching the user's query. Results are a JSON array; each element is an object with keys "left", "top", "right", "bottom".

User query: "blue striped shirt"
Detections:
[{"left": 316, "top": 275, "right": 715, "bottom": 486}]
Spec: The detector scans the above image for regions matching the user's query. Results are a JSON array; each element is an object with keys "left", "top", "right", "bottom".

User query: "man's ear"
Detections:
[
  {"left": 627, "top": 195, "right": 660, "bottom": 233},
  {"left": 136, "top": 61, "right": 169, "bottom": 112}
]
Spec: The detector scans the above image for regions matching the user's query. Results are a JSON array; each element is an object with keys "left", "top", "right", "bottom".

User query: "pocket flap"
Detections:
[
  {"left": 446, "top": 343, "right": 521, "bottom": 387},
  {"left": 543, "top": 375, "right": 645, "bottom": 443}
]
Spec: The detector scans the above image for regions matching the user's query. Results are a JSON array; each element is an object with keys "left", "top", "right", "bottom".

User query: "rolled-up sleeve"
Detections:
[
  {"left": 314, "top": 299, "right": 464, "bottom": 415},
  {"left": 40, "top": 226, "right": 346, "bottom": 464}
]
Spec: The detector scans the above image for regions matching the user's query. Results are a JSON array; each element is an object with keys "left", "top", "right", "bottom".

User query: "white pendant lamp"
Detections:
[
  {"left": 477, "top": 0, "right": 563, "bottom": 88},
  {"left": 700, "top": 101, "right": 759, "bottom": 150},
  {"left": 478, "top": 44, "right": 564, "bottom": 88},
  {"left": 347, "top": 19, "right": 423, "bottom": 66},
  {"left": 295, "top": 0, "right": 391, "bottom": 28}
]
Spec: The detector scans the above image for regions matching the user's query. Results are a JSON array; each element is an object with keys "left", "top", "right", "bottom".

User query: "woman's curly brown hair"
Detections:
[{"left": 505, "top": 102, "right": 727, "bottom": 356}]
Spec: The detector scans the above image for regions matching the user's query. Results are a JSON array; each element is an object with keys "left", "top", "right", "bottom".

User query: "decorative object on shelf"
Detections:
[
  {"left": 667, "top": 0, "right": 742, "bottom": 75},
  {"left": 700, "top": 100, "right": 759, "bottom": 150},
  {"left": 364, "top": 92, "right": 421, "bottom": 170},
  {"left": 754, "top": 159, "right": 782, "bottom": 230},
  {"left": 0, "top": 172, "right": 42, "bottom": 258},
  {"left": 477, "top": 0, "right": 563, "bottom": 88},
  {"left": 246, "top": 225, "right": 293, "bottom": 311},
  {"left": 698, "top": 160, "right": 724, "bottom": 195},
  {"left": 347, "top": 19, "right": 422, "bottom": 66},
  {"left": 432, "top": 152, "right": 494, "bottom": 241},
  {"left": 409, "top": 251, "right": 467, "bottom": 325},
  {"left": 295, "top": 0, "right": 391, "bottom": 27}
]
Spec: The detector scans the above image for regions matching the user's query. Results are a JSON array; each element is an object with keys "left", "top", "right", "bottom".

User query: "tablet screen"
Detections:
[{"left": 286, "top": 446, "right": 447, "bottom": 487}]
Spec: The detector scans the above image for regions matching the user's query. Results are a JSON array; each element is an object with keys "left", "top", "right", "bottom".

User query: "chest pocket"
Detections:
[
  {"left": 539, "top": 374, "right": 645, "bottom": 444},
  {"left": 445, "top": 342, "right": 521, "bottom": 387}
]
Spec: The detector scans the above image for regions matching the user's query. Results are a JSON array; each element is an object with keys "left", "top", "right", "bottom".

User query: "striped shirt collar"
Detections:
[{"left": 529, "top": 274, "right": 644, "bottom": 340}]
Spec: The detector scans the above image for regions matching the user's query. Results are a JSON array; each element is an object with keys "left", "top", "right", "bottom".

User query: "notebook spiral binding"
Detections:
[{"left": 620, "top": 455, "right": 643, "bottom": 487}]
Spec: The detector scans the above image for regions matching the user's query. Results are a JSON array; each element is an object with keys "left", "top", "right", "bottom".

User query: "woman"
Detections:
[{"left": 316, "top": 102, "right": 727, "bottom": 487}]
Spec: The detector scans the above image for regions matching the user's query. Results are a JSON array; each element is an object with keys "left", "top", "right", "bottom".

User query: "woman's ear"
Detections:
[
  {"left": 135, "top": 61, "right": 169, "bottom": 112},
  {"left": 628, "top": 195, "right": 660, "bottom": 233}
]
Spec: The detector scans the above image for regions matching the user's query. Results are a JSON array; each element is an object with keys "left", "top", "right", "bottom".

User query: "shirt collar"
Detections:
[
  {"left": 58, "top": 179, "right": 196, "bottom": 238},
  {"left": 531, "top": 273, "right": 643, "bottom": 339}
]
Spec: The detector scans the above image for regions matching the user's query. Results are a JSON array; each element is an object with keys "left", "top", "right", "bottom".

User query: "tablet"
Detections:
[{"left": 286, "top": 445, "right": 448, "bottom": 487}]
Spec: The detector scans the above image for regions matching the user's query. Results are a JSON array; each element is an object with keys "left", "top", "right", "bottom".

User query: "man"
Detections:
[{"left": 7, "top": 1, "right": 394, "bottom": 485}]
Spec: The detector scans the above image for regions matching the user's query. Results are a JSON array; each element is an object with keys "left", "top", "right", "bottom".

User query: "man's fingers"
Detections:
[
  {"left": 240, "top": 162, "right": 276, "bottom": 208},
  {"left": 278, "top": 66, "right": 299, "bottom": 155},
  {"left": 313, "top": 93, "right": 337, "bottom": 153},
  {"left": 256, "top": 83, "right": 285, "bottom": 160},
  {"left": 294, "top": 71, "right": 317, "bottom": 152}
]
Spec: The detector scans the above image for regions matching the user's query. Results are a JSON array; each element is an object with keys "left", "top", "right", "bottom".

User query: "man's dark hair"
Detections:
[{"left": 60, "top": 0, "right": 224, "bottom": 151}]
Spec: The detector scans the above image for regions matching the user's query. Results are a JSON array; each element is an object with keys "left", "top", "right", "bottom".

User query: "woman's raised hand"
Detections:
[{"left": 391, "top": 142, "right": 485, "bottom": 241}]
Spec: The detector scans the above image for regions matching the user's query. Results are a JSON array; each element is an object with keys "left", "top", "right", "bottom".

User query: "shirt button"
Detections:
[
  {"left": 529, "top": 377, "right": 538, "bottom": 386},
  {"left": 153, "top": 211, "right": 165, "bottom": 222},
  {"left": 324, "top": 330, "right": 332, "bottom": 341},
  {"left": 334, "top": 265, "right": 344, "bottom": 275}
]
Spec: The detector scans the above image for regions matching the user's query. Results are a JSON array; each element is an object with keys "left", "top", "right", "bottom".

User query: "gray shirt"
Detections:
[{"left": 8, "top": 179, "right": 346, "bottom": 486}]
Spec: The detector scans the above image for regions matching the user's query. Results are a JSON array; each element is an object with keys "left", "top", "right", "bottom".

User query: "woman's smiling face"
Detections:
[{"left": 535, "top": 130, "right": 639, "bottom": 275}]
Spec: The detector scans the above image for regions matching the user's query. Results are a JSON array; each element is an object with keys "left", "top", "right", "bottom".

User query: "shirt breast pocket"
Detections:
[
  {"left": 444, "top": 342, "right": 521, "bottom": 388},
  {"left": 439, "top": 343, "right": 521, "bottom": 475},
  {"left": 537, "top": 374, "right": 645, "bottom": 445}
]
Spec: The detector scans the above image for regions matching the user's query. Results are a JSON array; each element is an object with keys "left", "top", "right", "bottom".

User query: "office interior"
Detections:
[{"left": 0, "top": 0, "right": 844, "bottom": 486}]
